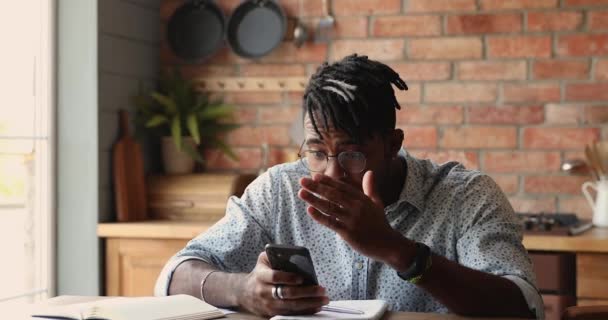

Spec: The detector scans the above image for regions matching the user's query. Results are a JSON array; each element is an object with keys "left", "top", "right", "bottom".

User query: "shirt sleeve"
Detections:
[
  {"left": 154, "top": 168, "right": 278, "bottom": 296},
  {"left": 455, "top": 174, "right": 544, "bottom": 319}
]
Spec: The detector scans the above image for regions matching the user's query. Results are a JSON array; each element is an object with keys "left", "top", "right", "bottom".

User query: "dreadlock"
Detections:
[{"left": 303, "top": 54, "right": 408, "bottom": 143}]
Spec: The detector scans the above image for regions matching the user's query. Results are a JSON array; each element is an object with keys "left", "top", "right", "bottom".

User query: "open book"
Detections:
[
  {"left": 271, "top": 300, "right": 388, "bottom": 320},
  {"left": 31, "top": 294, "right": 224, "bottom": 320}
]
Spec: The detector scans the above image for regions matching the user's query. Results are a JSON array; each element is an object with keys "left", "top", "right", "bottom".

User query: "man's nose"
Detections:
[{"left": 324, "top": 157, "right": 345, "bottom": 180}]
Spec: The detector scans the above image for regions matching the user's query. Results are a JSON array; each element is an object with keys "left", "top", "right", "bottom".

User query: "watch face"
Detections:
[{"left": 396, "top": 242, "right": 431, "bottom": 282}]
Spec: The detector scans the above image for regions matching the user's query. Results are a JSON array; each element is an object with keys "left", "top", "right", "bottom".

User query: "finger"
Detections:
[
  {"left": 307, "top": 205, "right": 347, "bottom": 232},
  {"left": 313, "top": 173, "right": 361, "bottom": 196},
  {"left": 298, "top": 189, "right": 349, "bottom": 220},
  {"left": 299, "top": 177, "right": 350, "bottom": 206},
  {"left": 257, "top": 267, "right": 303, "bottom": 285},
  {"left": 362, "top": 170, "right": 384, "bottom": 207},
  {"left": 278, "top": 285, "right": 326, "bottom": 300}
]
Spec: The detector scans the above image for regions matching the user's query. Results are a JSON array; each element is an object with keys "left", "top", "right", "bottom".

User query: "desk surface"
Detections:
[
  {"left": 98, "top": 220, "right": 608, "bottom": 253},
  {"left": 39, "top": 296, "right": 525, "bottom": 320}
]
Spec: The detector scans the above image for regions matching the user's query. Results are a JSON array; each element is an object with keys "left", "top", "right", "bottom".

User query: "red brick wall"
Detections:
[{"left": 160, "top": 0, "right": 608, "bottom": 218}]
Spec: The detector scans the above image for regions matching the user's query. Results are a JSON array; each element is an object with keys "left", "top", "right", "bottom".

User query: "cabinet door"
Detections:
[
  {"left": 106, "top": 238, "right": 188, "bottom": 296},
  {"left": 577, "top": 253, "right": 608, "bottom": 299}
]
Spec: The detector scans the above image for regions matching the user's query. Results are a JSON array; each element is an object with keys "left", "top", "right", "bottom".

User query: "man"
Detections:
[{"left": 155, "top": 55, "right": 543, "bottom": 319}]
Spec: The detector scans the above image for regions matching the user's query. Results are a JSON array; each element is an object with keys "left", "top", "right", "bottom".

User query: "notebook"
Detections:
[
  {"left": 271, "top": 300, "right": 388, "bottom": 320},
  {"left": 30, "top": 294, "right": 224, "bottom": 320}
]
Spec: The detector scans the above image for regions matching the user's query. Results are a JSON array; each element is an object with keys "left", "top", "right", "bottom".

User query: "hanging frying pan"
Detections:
[
  {"left": 167, "top": 0, "right": 225, "bottom": 61},
  {"left": 227, "top": 0, "right": 286, "bottom": 59}
]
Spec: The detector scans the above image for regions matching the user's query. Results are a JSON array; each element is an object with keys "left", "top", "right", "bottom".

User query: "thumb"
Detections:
[{"left": 362, "top": 170, "right": 383, "bottom": 207}]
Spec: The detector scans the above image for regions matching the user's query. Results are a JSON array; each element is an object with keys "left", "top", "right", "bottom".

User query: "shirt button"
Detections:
[{"left": 355, "top": 262, "right": 364, "bottom": 270}]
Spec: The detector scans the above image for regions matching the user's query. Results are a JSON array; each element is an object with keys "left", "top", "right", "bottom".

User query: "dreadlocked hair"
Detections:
[{"left": 303, "top": 54, "right": 408, "bottom": 144}]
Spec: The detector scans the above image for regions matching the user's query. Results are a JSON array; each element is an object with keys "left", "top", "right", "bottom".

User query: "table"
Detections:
[{"left": 24, "top": 296, "right": 525, "bottom": 320}]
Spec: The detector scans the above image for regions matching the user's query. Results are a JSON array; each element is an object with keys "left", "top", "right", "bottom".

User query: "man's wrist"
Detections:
[{"left": 380, "top": 231, "right": 416, "bottom": 272}]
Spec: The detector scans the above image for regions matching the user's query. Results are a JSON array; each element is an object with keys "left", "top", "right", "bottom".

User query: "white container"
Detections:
[{"left": 582, "top": 180, "right": 608, "bottom": 227}]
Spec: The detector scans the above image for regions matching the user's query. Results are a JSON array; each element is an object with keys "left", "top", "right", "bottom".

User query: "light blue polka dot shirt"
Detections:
[{"left": 156, "top": 150, "right": 544, "bottom": 319}]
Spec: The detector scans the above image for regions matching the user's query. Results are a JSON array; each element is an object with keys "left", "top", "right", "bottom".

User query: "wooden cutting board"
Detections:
[{"left": 113, "top": 110, "right": 147, "bottom": 221}]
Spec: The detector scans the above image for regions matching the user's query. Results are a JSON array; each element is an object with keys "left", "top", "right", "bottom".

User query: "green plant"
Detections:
[{"left": 133, "top": 70, "right": 239, "bottom": 162}]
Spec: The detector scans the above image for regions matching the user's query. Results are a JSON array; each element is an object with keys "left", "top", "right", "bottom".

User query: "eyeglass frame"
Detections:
[{"left": 297, "top": 140, "right": 368, "bottom": 174}]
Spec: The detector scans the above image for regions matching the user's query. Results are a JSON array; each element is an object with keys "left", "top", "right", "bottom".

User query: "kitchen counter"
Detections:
[{"left": 97, "top": 220, "right": 608, "bottom": 253}]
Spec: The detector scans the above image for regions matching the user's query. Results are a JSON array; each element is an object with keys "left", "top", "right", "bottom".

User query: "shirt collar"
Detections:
[{"left": 389, "top": 148, "right": 426, "bottom": 213}]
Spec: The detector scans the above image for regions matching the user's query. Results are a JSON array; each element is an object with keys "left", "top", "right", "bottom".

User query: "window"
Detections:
[{"left": 0, "top": 0, "right": 54, "bottom": 310}]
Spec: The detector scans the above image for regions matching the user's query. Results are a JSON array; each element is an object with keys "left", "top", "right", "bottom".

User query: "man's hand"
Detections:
[
  {"left": 298, "top": 171, "right": 409, "bottom": 264},
  {"left": 236, "top": 252, "right": 329, "bottom": 317}
]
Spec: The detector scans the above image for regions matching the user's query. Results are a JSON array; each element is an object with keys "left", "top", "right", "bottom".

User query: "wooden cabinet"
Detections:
[
  {"left": 99, "top": 221, "right": 214, "bottom": 296},
  {"left": 577, "top": 253, "right": 608, "bottom": 300},
  {"left": 105, "top": 238, "right": 188, "bottom": 296}
]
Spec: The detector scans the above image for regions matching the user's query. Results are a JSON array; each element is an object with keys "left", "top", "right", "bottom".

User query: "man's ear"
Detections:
[{"left": 388, "top": 129, "right": 404, "bottom": 158}]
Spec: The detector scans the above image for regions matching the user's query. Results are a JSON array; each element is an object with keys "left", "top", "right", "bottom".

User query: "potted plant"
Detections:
[{"left": 133, "top": 69, "right": 238, "bottom": 174}]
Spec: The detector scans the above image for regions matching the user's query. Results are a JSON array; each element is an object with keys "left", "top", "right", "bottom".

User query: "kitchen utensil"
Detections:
[
  {"left": 561, "top": 159, "right": 589, "bottom": 175},
  {"left": 293, "top": 18, "right": 308, "bottom": 48},
  {"left": 227, "top": 0, "right": 286, "bottom": 58},
  {"left": 113, "top": 110, "right": 147, "bottom": 222},
  {"left": 167, "top": 0, "right": 225, "bottom": 61},
  {"left": 592, "top": 143, "right": 607, "bottom": 177},
  {"left": 585, "top": 145, "right": 601, "bottom": 181},
  {"left": 314, "top": 0, "right": 334, "bottom": 43},
  {"left": 582, "top": 180, "right": 608, "bottom": 227},
  {"left": 596, "top": 141, "right": 608, "bottom": 174}
]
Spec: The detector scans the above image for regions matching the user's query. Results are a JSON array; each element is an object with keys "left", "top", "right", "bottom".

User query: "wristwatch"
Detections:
[{"left": 396, "top": 242, "right": 432, "bottom": 284}]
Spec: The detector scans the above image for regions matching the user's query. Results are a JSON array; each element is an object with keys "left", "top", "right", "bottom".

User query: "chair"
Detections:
[{"left": 562, "top": 305, "right": 608, "bottom": 320}]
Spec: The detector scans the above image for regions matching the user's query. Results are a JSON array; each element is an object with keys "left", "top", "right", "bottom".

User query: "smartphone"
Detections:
[{"left": 264, "top": 244, "right": 319, "bottom": 286}]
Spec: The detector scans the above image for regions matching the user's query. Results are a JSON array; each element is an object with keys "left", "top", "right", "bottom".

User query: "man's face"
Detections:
[{"left": 301, "top": 115, "right": 392, "bottom": 190}]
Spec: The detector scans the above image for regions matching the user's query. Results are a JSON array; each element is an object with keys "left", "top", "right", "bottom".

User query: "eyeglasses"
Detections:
[{"left": 298, "top": 150, "right": 367, "bottom": 173}]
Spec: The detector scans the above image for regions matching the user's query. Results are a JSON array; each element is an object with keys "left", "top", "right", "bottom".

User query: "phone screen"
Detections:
[{"left": 265, "top": 244, "right": 319, "bottom": 286}]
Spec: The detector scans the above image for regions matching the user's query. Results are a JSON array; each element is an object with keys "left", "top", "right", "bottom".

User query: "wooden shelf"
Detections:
[{"left": 99, "top": 220, "right": 608, "bottom": 253}]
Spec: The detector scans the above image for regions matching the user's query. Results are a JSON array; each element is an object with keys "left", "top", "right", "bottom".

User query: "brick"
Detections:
[
  {"left": 480, "top": 0, "right": 558, "bottom": 10},
  {"left": 409, "top": 37, "right": 482, "bottom": 60},
  {"left": 408, "top": 150, "right": 479, "bottom": 169},
  {"left": 222, "top": 92, "right": 283, "bottom": 105},
  {"left": 401, "top": 127, "right": 438, "bottom": 148},
  {"left": 490, "top": 175, "right": 519, "bottom": 195},
  {"left": 407, "top": 0, "right": 477, "bottom": 12},
  {"left": 372, "top": 15, "right": 442, "bottom": 37},
  {"left": 457, "top": 61, "right": 526, "bottom": 80},
  {"left": 484, "top": 151, "right": 561, "bottom": 173},
  {"left": 503, "top": 83, "right": 561, "bottom": 103},
  {"left": 396, "top": 83, "right": 422, "bottom": 104},
  {"left": 239, "top": 64, "right": 307, "bottom": 77},
  {"left": 559, "top": 196, "right": 593, "bottom": 220},
  {"left": 261, "top": 43, "right": 328, "bottom": 63},
  {"left": 204, "top": 147, "right": 262, "bottom": 171},
  {"left": 557, "top": 34, "right": 608, "bottom": 56},
  {"left": 527, "top": 12, "right": 583, "bottom": 32},
  {"left": 523, "top": 127, "right": 601, "bottom": 149},
  {"left": 227, "top": 125, "right": 291, "bottom": 147},
  {"left": 331, "top": 39, "right": 405, "bottom": 61},
  {"left": 441, "top": 127, "right": 517, "bottom": 148},
  {"left": 564, "top": 0, "right": 608, "bottom": 6},
  {"left": 333, "top": 17, "right": 368, "bottom": 38},
  {"left": 259, "top": 106, "right": 301, "bottom": 124},
  {"left": 566, "top": 83, "right": 608, "bottom": 101},
  {"left": 524, "top": 176, "right": 589, "bottom": 195},
  {"left": 288, "top": 91, "right": 305, "bottom": 105},
  {"left": 545, "top": 104, "right": 583, "bottom": 124},
  {"left": 231, "top": 107, "right": 258, "bottom": 124},
  {"left": 281, "top": 0, "right": 324, "bottom": 17},
  {"left": 590, "top": 11, "right": 608, "bottom": 29},
  {"left": 426, "top": 83, "right": 497, "bottom": 103},
  {"left": 508, "top": 197, "right": 557, "bottom": 213},
  {"left": 391, "top": 62, "right": 452, "bottom": 81},
  {"left": 333, "top": 0, "right": 401, "bottom": 15},
  {"left": 597, "top": 59, "right": 608, "bottom": 80},
  {"left": 447, "top": 14, "right": 522, "bottom": 34},
  {"left": 584, "top": 106, "right": 608, "bottom": 124},
  {"left": 467, "top": 106, "right": 544, "bottom": 124},
  {"left": 175, "top": 65, "right": 237, "bottom": 78},
  {"left": 268, "top": 147, "right": 300, "bottom": 167},
  {"left": 533, "top": 59, "right": 590, "bottom": 79},
  {"left": 396, "top": 106, "right": 464, "bottom": 124},
  {"left": 487, "top": 36, "right": 552, "bottom": 58}
]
